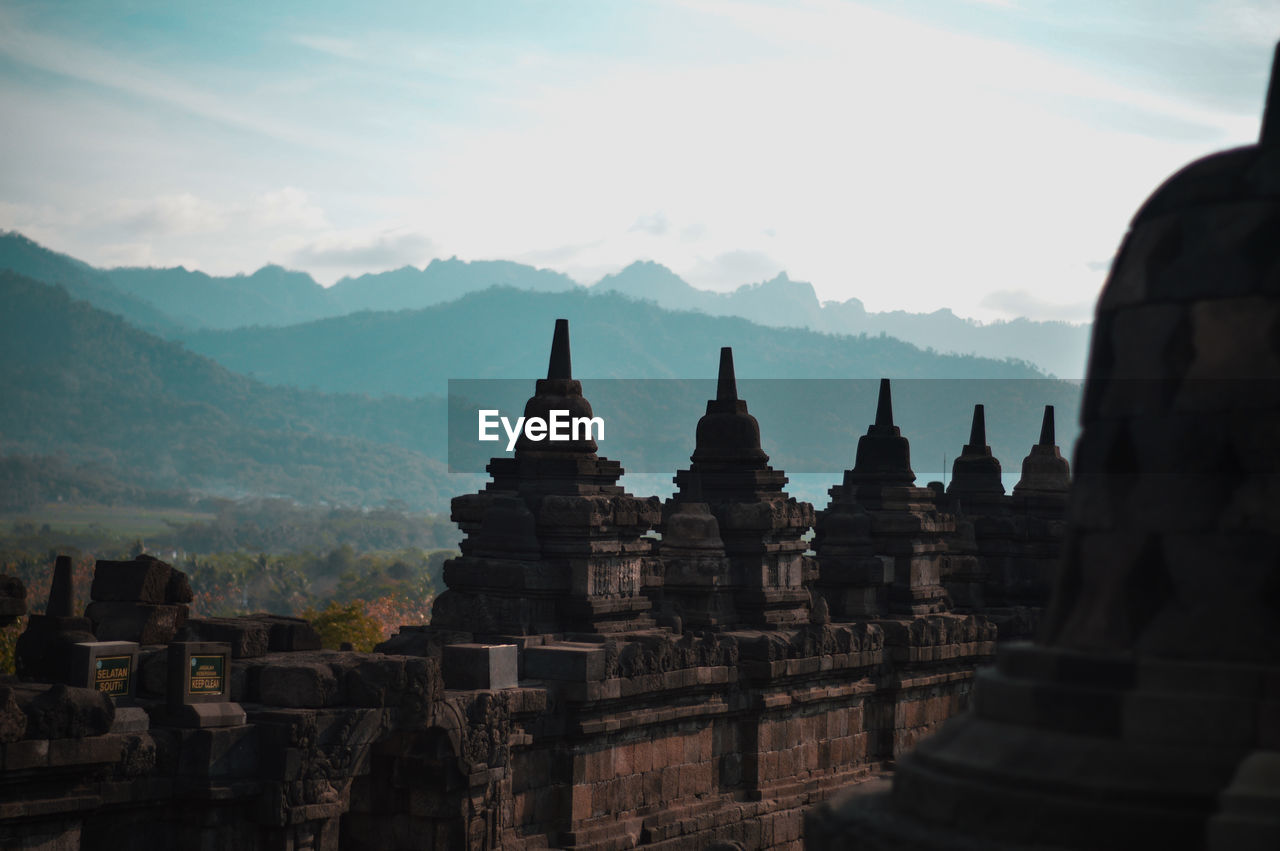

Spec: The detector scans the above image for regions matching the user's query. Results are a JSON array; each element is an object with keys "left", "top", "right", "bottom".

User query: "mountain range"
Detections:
[
  {"left": 0, "top": 232, "right": 1084, "bottom": 512},
  {"left": 0, "top": 232, "right": 1091, "bottom": 378},
  {"left": 0, "top": 270, "right": 461, "bottom": 511}
]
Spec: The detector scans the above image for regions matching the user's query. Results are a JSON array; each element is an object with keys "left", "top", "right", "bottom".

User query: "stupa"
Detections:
[
  {"left": 431, "top": 318, "right": 661, "bottom": 636},
  {"left": 808, "top": 41, "right": 1280, "bottom": 851},
  {"left": 658, "top": 347, "right": 814, "bottom": 628}
]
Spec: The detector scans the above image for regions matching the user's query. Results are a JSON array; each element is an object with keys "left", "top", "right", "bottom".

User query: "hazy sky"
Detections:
[{"left": 1, "top": 1, "right": 1276, "bottom": 321}]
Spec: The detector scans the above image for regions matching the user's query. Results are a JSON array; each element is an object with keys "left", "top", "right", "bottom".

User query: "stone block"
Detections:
[
  {"left": 137, "top": 646, "right": 168, "bottom": 698},
  {"left": 165, "top": 568, "right": 193, "bottom": 603},
  {"left": 170, "top": 702, "right": 247, "bottom": 730},
  {"left": 176, "top": 724, "right": 259, "bottom": 778},
  {"left": 343, "top": 657, "right": 406, "bottom": 707},
  {"left": 109, "top": 706, "right": 150, "bottom": 733},
  {"left": 524, "top": 643, "right": 606, "bottom": 682},
  {"left": 2, "top": 738, "right": 48, "bottom": 771},
  {"left": 86, "top": 602, "right": 184, "bottom": 645},
  {"left": 250, "top": 614, "right": 323, "bottom": 652},
  {"left": 14, "top": 614, "right": 97, "bottom": 684},
  {"left": 177, "top": 618, "right": 270, "bottom": 659},
  {"left": 258, "top": 662, "right": 340, "bottom": 708},
  {"left": 13, "top": 682, "right": 115, "bottom": 739},
  {"left": 442, "top": 643, "right": 518, "bottom": 690},
  {"left": 91, "top": 556, "right": 172, "bottom": 603},
  {"left": 0, "top": 686, "right": 27, "bottom": 743}
]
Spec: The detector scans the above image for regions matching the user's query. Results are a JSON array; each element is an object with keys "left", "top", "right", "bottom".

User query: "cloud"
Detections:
[
  {"left": 291, "top": 34, "right": 366, "bottom": 61},
  {"left": 510, "top": 241, "right": 601, "bottom": 266},
  {"left": 251, "top": 188, "right": 329, "bottom": 230},
  {"left": 685, "top": 249, "right": 784, "bottom": 291},
  {"left": 980, "top": 289, "right": 1095, "bottom": 323},
  {"left": 629, "top": 211, "right": 670, "bottom": 236},
  {"left": 289, "top": 230, "right": 434, "bottom": 270},
  {"left": 104, "top": 194, "right": 229, "bottom": 236},
  {"left": 96, "top": 242, "right": 159, "bottom": 267},
  {"left": 1207, "top": 0, "right": 1280, "bottom": 47},
  {"left": 0, "top": 14, "right": 338, "bottom": 152}
]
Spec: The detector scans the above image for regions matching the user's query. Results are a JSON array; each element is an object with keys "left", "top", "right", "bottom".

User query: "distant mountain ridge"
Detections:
[
  {"left": 0, "top": 232, "right": 1090, "bottom": 377},
  {"left": 591, "top": 261, "right": 1090, "bottom": 378},
  {"left": 1, "top": 269, "right": 1080, "bottom": 513},
  {"left": 0, "top": 269, "right": 460, "bottom": 511},
  {"left": 179, "top": 286, "right": 1049, "bottom": 400}
]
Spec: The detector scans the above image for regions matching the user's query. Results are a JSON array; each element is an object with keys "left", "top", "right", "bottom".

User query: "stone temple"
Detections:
[
  {"left": 0, "top": 315, "right": 1062, "bottom": 849},
  {"left": 1, "top": 41, "right": 1275, "bottom": 851}
]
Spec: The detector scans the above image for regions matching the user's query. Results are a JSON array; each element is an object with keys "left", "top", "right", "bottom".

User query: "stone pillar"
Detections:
[{"left": 15, "top": 555, "right": 96, "bottom": 683}]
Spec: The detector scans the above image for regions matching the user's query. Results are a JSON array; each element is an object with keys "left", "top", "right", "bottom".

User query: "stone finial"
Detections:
[
  {"left": 547, "top": 318, "right": 572, "bottom": 380},
  {"left": 716, "top": 347, "right": 738, "bottom": 402},
  {"left": 873, "top": 378, "right": 894, "bottom": 431},
  {"left": 968, "top": 404, "right": 987, "bottom": 448},
  {"left": 511, "top": 318, "right": 598, "bottom": 456},
  {"left": 1038, "top": 405, "right": 1055, "bottom": 446},
  {"left": 690, "top": 346, "right": 765, "bottom": 464},
  {"left": 1013, "top": 405, "right": 1070, "bottom": 496},
  {"left": 847, "top": 378, "right": 915, "bottom": 486},
  {"left": 46, "top": 555, "right": 74, "bottom": 618},
  {"left": 948, "top": 404, "right": 1004, "bottom": 496}
]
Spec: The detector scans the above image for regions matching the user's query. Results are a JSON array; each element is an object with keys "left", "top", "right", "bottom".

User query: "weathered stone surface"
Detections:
[
  {"left": 86, "top": 601, "right": 184, "bottom": 645},
  {"left": 91, "top": 554, "right": 172, "bottom": 603},
  {"left": 177, "top": 617, "right": 271, "bottom": 659},
  {"left": 137, "top": 646, "right": 168, "bottom": 697},
  {"left": 525, "top": 642, "right": 607, "bottom": 682},
  {"left": 14, "top": 683, "right": 114, "bottom": 739},
  {"left": 442, "top": 643, "right": 518, "bottom": 690},
  {"left": 250, "top": 613, "right": 323, "bottom": 652},
  {"left": 15, "top": 613, "right": 98, "bottom": 685},
  {"left": 0, "top": 685, "right": 28, "bottom": 742},
  {"left": 165, "top": 568, "right": 194, "bottom": 604}
]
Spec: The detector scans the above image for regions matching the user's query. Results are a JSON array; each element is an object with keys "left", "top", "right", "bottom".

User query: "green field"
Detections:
[{"left": 4, "top": 503, "right": 216, "bottom": 538}]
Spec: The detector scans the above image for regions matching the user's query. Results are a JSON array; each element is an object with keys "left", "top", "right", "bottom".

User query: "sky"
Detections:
[{"left": 0, "top": 0, "right": 1276, "bottom": 323}]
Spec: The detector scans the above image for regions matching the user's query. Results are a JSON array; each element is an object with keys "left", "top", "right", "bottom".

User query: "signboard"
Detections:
[
  {"left": 188, "top": 654, "right": 226, "bottom": 695},
  {"left": 93, "top": 654, "right": 132, "bottom": 696}
]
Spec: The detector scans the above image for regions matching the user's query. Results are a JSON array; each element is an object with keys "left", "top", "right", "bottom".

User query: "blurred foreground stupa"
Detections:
[{"left": 808, "top": 40, "right": 1280, "bottom": 851}]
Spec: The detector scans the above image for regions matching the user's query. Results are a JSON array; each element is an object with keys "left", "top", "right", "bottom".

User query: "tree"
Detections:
[{"left": 303, "top": 600, "right": 383, "bottom": 652}]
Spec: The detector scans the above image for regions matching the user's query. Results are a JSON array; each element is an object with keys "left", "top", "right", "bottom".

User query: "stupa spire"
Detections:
[
  {"left": 967, "top": 404, "right": 987, "bottom": 448},
  {"left": 873, "top": 378, "right": 894, "bottom": 429},
  {"left": 45, "top": 554, "right": 74, "bottom": 618},
  {"left": 848, "top": 378, "right": 914, "bottom": 486},
  {"left": 716, "top": 347, "right": 738, "bottom": 402},
  {"left": 1038, "top": 405, "right": 1055, "bottom": 446},
  {"left": 546, "top": 318, "right": 572, "bottom": 380}
]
